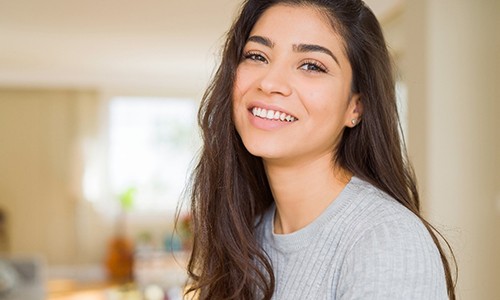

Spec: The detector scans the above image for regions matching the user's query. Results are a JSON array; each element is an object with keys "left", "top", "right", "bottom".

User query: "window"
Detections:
[{"left": 107, "top": 97, "right": 198, "bottom": 212}]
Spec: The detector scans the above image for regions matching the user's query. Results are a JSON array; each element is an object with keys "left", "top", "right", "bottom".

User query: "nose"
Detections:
[{"left": 258, "top": 63, "right": 292, "bottom": 97}]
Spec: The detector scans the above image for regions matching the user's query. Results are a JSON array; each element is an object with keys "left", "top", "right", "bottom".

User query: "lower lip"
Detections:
[{"left": 248, "top": 111, "right": 295, "bottom": 130}]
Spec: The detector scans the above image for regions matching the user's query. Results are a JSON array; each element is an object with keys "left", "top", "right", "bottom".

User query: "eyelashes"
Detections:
[
  {"left": 243, "top": 51, "right": 267, "bottom": 63},
  {"left": 300, "top": 60, "right": 328, "bottom": 73},
  {"left": 242, "top": 51, "right": 329, "bottom": 74}
]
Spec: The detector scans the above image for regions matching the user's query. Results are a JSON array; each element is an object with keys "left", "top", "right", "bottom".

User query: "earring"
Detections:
[{"left": 351, "top": 119, "right": 357, "bottom": 125}]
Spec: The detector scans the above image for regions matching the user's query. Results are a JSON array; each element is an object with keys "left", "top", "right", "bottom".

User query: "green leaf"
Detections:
[{"left": 119, "top": 187, "right": 136, "bottom": 212}]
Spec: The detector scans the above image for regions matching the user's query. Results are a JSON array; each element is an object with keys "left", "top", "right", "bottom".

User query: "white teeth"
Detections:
[
  {"left": 251, "top": 106, "right": 297, "bottom": 122},
  {"left": 266, "top": 110, "right": 275, "bottom": 119}
]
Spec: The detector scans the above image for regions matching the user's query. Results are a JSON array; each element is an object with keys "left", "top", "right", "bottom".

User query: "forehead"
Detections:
[{"left": 249, "top": 4, "right": 346, "bottom": 52}]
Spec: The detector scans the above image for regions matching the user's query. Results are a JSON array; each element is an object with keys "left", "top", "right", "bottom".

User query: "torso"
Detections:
[{"left": 255, "top": 177, "right": 448, "bottom": 299}]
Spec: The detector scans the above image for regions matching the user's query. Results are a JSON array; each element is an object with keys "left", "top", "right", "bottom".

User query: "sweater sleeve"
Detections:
[{"left": 336, "top": 217, "right": 448, "bottom": 300}]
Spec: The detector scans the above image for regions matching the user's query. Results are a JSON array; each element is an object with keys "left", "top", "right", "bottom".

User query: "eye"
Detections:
[
  {"left": 300, "top": 60, "right": 328, "bottom": 73},
  {"left": 243, "top": 51, "right": 268, "bottom": 63}
]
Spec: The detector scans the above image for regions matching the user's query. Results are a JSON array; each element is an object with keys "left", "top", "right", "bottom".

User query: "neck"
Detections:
[{"left": 264, "top": 153, "right": 351, "bottom": 234}]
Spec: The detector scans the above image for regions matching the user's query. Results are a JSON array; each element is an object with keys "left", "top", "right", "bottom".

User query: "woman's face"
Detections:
[{"left": 233, "top": 4, "right": 361, "bottom": 166}]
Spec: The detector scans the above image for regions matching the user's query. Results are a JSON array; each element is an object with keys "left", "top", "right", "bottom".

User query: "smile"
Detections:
[{"left": 251, "top": 107, "right": 298, "bottom": 122}]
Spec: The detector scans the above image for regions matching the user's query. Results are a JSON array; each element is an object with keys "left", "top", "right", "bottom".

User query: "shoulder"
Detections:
[
  {"left": 335, "top": 177, "right": 448, "bottom": 299},
  {"left": 341, "top": 177, "right": 430, "bottom": 240}
]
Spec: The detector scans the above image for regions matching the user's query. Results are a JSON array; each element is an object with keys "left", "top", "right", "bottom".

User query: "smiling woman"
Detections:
[
  {"left": 185, "top": 1, "right": 456, "bottom": 299},
  {"left": 233, "top": 5, "right": 360, "bottom": 166}
]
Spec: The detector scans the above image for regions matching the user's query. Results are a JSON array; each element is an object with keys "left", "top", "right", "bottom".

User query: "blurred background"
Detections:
[{"left": 0, "top": 0, "right": 498, "bottom": 299}]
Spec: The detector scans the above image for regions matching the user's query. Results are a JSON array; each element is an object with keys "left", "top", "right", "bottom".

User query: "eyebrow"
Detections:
[
  {"left": 246, "top": 35, "right": 340, "bottom": 68},
  {"left": 247, "top": 35, "right": 274, "bottom": 48}
]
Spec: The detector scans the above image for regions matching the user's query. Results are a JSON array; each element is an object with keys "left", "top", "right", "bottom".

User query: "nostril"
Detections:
[{"left": 258, "top": 72, "right": 292, "bottom": 96}]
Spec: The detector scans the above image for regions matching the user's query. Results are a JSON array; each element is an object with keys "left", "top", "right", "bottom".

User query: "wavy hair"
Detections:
[{"left": 185, "top": 0, "right": 456, "bottom": 299}]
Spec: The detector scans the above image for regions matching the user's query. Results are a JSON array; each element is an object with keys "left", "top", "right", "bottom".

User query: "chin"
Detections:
[{"left": 242, "top": 140, "right": 284, "bottom": 160}]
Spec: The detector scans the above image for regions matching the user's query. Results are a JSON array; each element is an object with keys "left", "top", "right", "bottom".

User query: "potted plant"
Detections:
[{"left": 105, "top": 187, "right": 136, "bottom": 282}]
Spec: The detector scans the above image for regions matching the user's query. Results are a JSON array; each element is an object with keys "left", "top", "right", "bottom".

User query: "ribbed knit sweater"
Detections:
[{"left": 256, "top": 176, "right": 448, "bottom": 299}]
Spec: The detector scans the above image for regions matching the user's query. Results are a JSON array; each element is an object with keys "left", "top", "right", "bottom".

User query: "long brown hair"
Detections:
[{"left": 185, "top": 0, "right": 456, "bottom": 299}]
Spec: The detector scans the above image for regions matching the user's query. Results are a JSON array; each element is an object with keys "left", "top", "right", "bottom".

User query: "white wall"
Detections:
[{"left": 402, "top": 0, "right": 500, "bottom": 299}]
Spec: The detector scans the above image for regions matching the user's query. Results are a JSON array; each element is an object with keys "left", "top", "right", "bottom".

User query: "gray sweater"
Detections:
[{"left": 256, "top": 176, "right": 448, "bottom": 299}]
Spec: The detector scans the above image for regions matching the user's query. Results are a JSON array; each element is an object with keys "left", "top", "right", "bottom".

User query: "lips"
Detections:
[{"left": 251, "top": 106, "right": 298, "bottom": 122}]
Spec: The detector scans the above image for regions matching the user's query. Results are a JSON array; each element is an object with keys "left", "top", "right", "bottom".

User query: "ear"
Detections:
[{"left": 345, "top": 93, "right": 363, "bottom": 128}]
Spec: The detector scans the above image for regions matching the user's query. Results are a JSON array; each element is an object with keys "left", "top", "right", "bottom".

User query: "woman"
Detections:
[{"left": 185, "top": 0, "right": 456, "bottom": 299}]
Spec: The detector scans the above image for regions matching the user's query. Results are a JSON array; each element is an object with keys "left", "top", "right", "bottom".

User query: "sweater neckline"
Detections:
[{"left": 266, "top": 176, "right": 362, "bottom": 253}]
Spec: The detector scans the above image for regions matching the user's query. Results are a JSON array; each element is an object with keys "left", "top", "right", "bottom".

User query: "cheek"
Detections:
[
  {"left": 232, "top": 68, "right": 254, "bottom": 121},
  {"left": 305, "top": 88, "right": 339, "bottom": 113},
  {"left": 232, "top": 70, "right": 246, "bottom": 130},
  {"left": 234, "top": 65, "right": 255, "bottom": 95},
  {"left": 233, "top": 71, "right": 244, "bottom": 104}
]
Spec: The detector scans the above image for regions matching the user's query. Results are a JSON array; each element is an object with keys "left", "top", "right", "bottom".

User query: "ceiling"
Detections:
[{"left": 0, "top": 0, "right": 403, "bottom": 96}]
